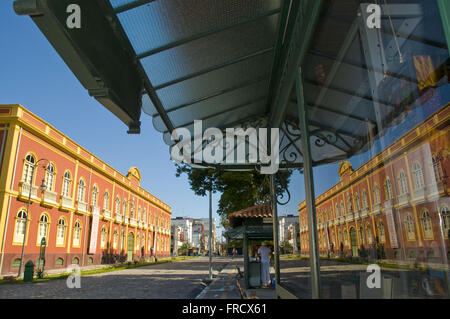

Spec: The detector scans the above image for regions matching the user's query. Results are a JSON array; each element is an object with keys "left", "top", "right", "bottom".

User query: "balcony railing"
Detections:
[
  {"left": 397, "top": 193, "right": 410, "bottom": 207},
  {"left": 345, "top": 212, "right": 354, "bottom": 222},
  {"left": 353, "top": 210, "right": 360, "bottom": 220},
  {"left": 413, "top": 187, "right": 426, "bottom": 202},
  {"left": 360, "top": 208, "right": 369, "bottom": 218},
  {"left": 138, "top": 220, "right": 143, "bottom": 228},
  {"left": 60, "top": 195, "right": 73, "bottom": 210},
  {"left": 427, "top": 181, "right": 445, "bottom": 198},
  {"left": 372, "top": 203, "right": 381, "bottom": 215},
  {"left": 103, "top": 209, "right": 111, "bottom": 219},
  {"left": 129, "top": 218, "right": 137, "bottom": 227},
  {"left": 19, "top": 182, "right": 39, "bottom": 201},
  {"left": 42, "top": 189, "right": 58, "bottom": 206},
  {"left": 123, "top": 216, "right": 129, "bottom": 225},
  {"left": 339, "top": 216, "right": 345, "bottom": 225},
  {"left": 115, "top": 214, "right": 123, "bottom": 223},
  {"left": 76, "top": 200, "right": 88, "bottom": 213}
]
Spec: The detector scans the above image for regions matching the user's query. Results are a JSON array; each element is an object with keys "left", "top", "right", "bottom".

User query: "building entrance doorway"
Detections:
[{"left": 128, "top": 232, "right": 134, "bottom": 262}]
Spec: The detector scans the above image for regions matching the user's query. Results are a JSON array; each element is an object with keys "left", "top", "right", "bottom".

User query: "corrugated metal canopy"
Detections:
[{"left": 13, "top": 0, "right": 447, "bottom": 170}]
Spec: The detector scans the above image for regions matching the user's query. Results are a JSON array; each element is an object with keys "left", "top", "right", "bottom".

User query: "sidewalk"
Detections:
[{"left": 196, "top": 257, "right": 276, "bottom": 299}]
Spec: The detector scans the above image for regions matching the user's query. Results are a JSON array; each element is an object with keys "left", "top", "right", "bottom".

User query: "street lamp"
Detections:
[{"left": 17, "top": 158, "right": 49, "bottom": 278}]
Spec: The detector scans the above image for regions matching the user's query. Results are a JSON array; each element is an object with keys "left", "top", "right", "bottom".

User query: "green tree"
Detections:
[{"left": 175, "top": 164, "right": 292, "bottom": 228}]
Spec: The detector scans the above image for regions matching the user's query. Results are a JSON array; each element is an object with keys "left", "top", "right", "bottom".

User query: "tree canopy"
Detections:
[{"left": 175, "top": 164, "right": 292, "bottom": 228}]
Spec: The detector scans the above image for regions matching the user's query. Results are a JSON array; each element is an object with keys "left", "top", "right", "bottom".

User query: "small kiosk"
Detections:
[{"left": 225, "top": 203, "right": 273, "bottom": 289}]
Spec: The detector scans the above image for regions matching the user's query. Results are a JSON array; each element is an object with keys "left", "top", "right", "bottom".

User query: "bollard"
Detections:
[{"left": 23, "top": 260, "right": 34, "bottom": 282}]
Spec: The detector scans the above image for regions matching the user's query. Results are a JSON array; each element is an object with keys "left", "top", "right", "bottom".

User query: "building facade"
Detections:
[
  {"left": 279, "top": 214, "right": 299, "bottom": 250},
  {"left": 171, "top": 217, "right": 193, "bottom": 246},
  {"left": 299, "top": 105, "right": 449, "bottom": 263},
  {"left": 0, "top": 105, "right": 172, "bottom": 276}
]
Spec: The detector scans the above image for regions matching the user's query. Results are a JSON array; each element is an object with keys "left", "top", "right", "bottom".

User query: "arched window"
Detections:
[
  {"left": 432, "top": 156, "right": 443, "bottom": 182},
  {"left": 354, "top": 194, "right": 360, "bottom": 211},
  {"left": 398, "top": 171, "right": 408, "bottom": 195},
  {"left": 343, "top": 230, "right": 348, "bottom": 245},
  {"left": 373, "top": 184, "right": 380, "bottom": 204},
  {"left": 13, "top": 210, "right": 27, "bottom": 243},
  {"left": 62, "top": 171, "right": 71, "bottom": 197},
  {"left": 335, "top": 204, "right": 339, "bottom": 218},
  {"left": 362, "top": 190, "right": 368, "bottom": 209},
  {"left": 385, "top": 178, "right": 393, "bottom": 200},
  {"left": 143, "top": 208, "right": 147, "bottom": 223},
  {"left": 136, "top": 233, "right": 140, "bottom": 250},
  {"left": 347, "top": 197, "right": 353, "bottom": 212},
  {"left": 359, "top": 227, "right": 364, "bottom": 245},
  {"left": 38, "top": 214, "right": 49, "bottom": 243},
  {"left": 340, "top": 201, "right": 345, "bottom": 216},
  {"left": 441, "top": 206, "right": 450, "bottom": 236},
  {"left": 77, "top": 179, "right": 85, "bottom": 203},
  {"left": 22, "top": 154, "right": 35, "bottom": 184},
  {"left": 413, "top": 162, "right": 424, "bottom": 189},
  {"left": 73, "top": 221, "right": 81, "bottom": 247},
  {"left": 422, "top": 210, "right": 433, "bottom": 239},
  {"left": 122, "top": 200, "right": 127, "bottom": 218},
  {"left": 92, "top": 185, "right": 98, "bottom": 207},
  {"left": 366, "top": 223, "right": 372, "bottom": 244},
  {"left": 138, "top": 207, "right": 142, "bottom": 221},
  {"left": 101, "top": 227, "right": 107, "bottom": 249},
  {"left": 115, "top": 196, "right": 121, "bottom": 216},
  {"left": 378, "top": 220, "right": 385, "bottom": 242},
  {"left": 130, "top": 203, "right": 135, "bottom": 219},
  {"left": 121, "top": 230, "right": 125, "bottom": 250},
  {"left": 103, "top": 191, "right": 109, "bottom": 211},
  {"left": 45, "top": 163, "right": 55, "bottom": 191},
  {"left": 113, "top": 230, "right": 118, "bottom": 249},
  {"left": 405, "top": 214, "right": 415, "bottom": 240},
  {"left": 56, "top": 218, "right": 66, "bottom": 246}
]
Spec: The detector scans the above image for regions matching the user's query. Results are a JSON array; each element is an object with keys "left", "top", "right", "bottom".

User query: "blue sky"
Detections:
[{"left": 0, "top": 1, "right": 367, "bottom": 240}]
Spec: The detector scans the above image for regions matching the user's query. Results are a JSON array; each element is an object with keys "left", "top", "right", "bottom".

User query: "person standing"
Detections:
[{"left": 258, "top": 242, "right": 272, "bottom": 288}]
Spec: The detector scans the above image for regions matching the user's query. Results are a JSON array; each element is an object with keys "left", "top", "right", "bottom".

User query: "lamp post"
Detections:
[{"left": 17, "top": 159, "right": 48, "bottom": 278}]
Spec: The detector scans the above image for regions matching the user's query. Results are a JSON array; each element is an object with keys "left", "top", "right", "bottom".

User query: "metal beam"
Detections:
[
  {"left": 154, "top": 47, "right": 274, "bottom": 90},
  {"left": 438, "top": 0, "right": 450, "bottom": 55},
  {"left": 296, "top": 67, "right": 321, "bottom": 299},
  {"left": 270, "top": 175, "right": 281, "bottom": 286},
  {"left": 137, "top": 9, "right": 281, "bottom": 59},
  {"left": 268, "top": 0, "right": 324, "bottom": 128},
  {"left": 114, "top": 0, "right": 155, "bottom": 14},
  {"left": 162, "top": 97, "right": 267, "bottom": 135},
  {"left": 154, "top": 76, "right": 269, "bottom": 117}
]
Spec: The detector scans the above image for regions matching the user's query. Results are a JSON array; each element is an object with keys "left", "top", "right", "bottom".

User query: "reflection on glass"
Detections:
[{"left": 280, "top": 0, "right": 449, "bottom": 299}]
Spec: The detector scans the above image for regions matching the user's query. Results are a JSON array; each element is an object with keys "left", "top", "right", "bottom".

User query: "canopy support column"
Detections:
[
  {"left": 243, "top": 225, "right": 249, "bottom": 288},
  {"left": 296, "top": 67, "right": 322, "bottom": 299},
  {"left": 209, "top": 188, "right": 213, "bottom": 280},
  {"left": 270, "top": 174, "right": 281, "bottom": 286}
]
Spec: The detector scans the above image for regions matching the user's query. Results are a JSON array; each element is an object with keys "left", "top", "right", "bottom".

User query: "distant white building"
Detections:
[
  {"left": 279, "top": 214, "right": 300, "bottom": 253},
  {"left": 198, "top": 218, "right": 216, "bottom": 252},
  {"left": 171, "top": 217, "right": 193, "bottom": 246}
]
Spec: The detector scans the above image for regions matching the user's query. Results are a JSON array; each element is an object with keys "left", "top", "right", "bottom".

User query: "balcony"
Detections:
[
  {"left": 339, "top": 216, "right": 345, "bottom": 225},
  {"left": 129, "top": 218, "right": 137, "bottom": 227},
  {"left": 60, "top": 195, "right": 73, "bottom": 211},
  {"left": 103, "top": 209, "right": 111, "bottom": 219},
  {"left": 123, "top": 216, "right": 129, "bottom": 225},
  {"left": 413, "top": 187, "right": 426, "bottom": 203},
  {"left": 18, "top": 182, "right": 39, "bottom": 201},
  {"left": 76, "top": 200, "right": 88, "bottom": 213},
  {"left": 115, "top": 214, "right": 123, "bottom": 223},
  {"left": 427, "top": 181, "right": 445, "bottom": 199},
  {"left": 397, "top": 193, "right": 410, "bottom": 207},
  {"left": 372, "top": 203, "right": 381, "bottom": 215},
  {"left": 353, "top": 210, "right": 360, "bottom": 220},
  {"left": 360, "top": 208, "right": 369, "bottom": 218},
  {"left": 345, "top": 212, "right": 354, "bottom": 222},
  {"left": 41, "top": 189, "right": 58, "bottom": 207},
  {"left": 138, "top": 220, "right": 143, "bottom": 228}
]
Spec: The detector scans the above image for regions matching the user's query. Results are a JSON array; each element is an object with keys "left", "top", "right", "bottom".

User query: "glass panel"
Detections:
[{"left": 285, "top": 0, "right": 449, "bottom": 299}]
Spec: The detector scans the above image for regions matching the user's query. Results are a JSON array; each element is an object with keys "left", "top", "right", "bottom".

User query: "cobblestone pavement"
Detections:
[{"left": 0, "top": 257, "right": 231, "bottom": 299}]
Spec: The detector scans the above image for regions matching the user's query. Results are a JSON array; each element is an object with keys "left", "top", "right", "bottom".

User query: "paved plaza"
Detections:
[{"left": 0, "top": 257, "right": 230, "bottom": 299}]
